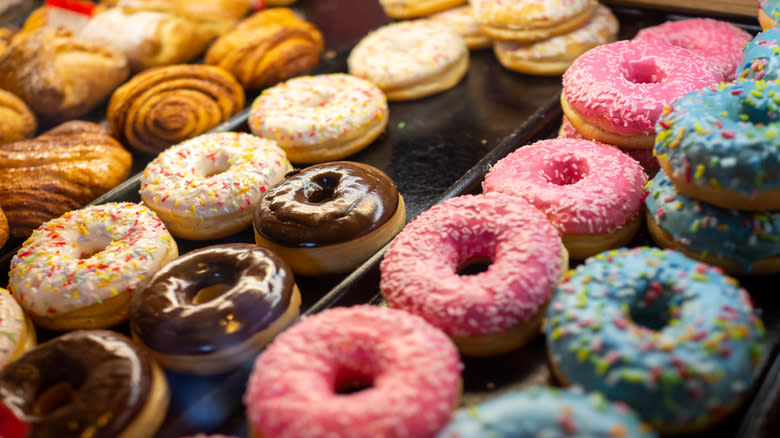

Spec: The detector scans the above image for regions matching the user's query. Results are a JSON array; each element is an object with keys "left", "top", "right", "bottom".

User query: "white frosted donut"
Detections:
[
  {"left": 8, "top": 202, "right": 178, "bottom": 331},
  {"left": 248, "top": 74, "right": 389, "bottom": 164},
  {"left": 0, "top": 288, "right": 35, "bottom": 367},
  {"left": 140, "top": 131, "right": 292, "bottom": 239},
  {"left": 348, "top": 20, "right": 469, "bottom": 100},
  {"left": 428, "top": 5, "right": 492, "bottom": 50},
  {"left": 472, "top": 0, "right": 598, "bottom": 42}
]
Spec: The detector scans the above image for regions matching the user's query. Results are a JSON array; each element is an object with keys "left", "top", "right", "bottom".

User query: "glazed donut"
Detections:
[
  {"left": 654, "top": 80, "right": 780, "bottom": 211},
  {"left": 428, "top": 5, "right": 492, "bottom": 50},
  {"left": 759, "top": 0, "right": 780, "bottom": 29},
  {"left": 380, "top": 193, "right": 567, "bottom": 357},
  {"left": 436, "top": 387, "right": 656, "bottom": 438},
  {"left": 561, "top": 40, "right": 724, "bottom": 149},
  {"left": 253, "top": 161, "right": 406, "bottom": 276},
  {"left": 140, "top": 132, "right": 292, "bottom": 240},
  {"left": 482, "top": 138, "right": 648, "bottom": 259},
  {"left": 493, "top": 4, "right": 619, "bottom": 76},
  {"left": 738, "top": 25, "right": 780, "bottom": 81},
  {"left": 546, "top": 247, "right": 766, "bottom": 434},
  {"left": 248, "top": 74, "right": 388, "bottom": 164},
  {"left": 8, "top": 202, "right": 178, "bottom": 331},
  {"left": 633, "top": 18, "right": 752, "bottom": 81},
  {"left": 130, "top": 243, "right": 302, "bottom": 375},
  {"left": 378, "top": 0, "right": 467, "bottom": 19},
  {"left": 0, "top": 330, "right": 170, "bottom": 438},
  {"left": 645, "top": 170, "right": 780, "bottom": 276},
  {"left": 348, "top": 20, "right": 469, "bottom": 101},
  {"left": 0, "top": 288, "right": 35, "bottom": 368},
  {"left": 244, "top": 305, "right": 462, "bottom": 438},
  {"left": 471, "top": 0, "right": 598, "bottom": 42}
]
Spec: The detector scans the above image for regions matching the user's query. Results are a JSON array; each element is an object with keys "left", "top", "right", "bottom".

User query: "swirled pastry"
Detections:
[
  {"left": 205, "top": 8, "right": 323, "bottom": 91},
  {"left": 107, "top": 64, "right": 245, "bottom": 154},
  {"left": 0, "top": 90, "right": 36, "bottom": 145},
  {"left": 0, "top": 28, "right": 130, "bottom": 125},
  {"left": 0, "top": 121, "right": 132, "bottom": 239}
]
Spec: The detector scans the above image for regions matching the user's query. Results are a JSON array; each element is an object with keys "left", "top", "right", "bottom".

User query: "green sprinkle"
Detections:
[
  {"left": 577, "top": 348, "right": 589, "bottom": 362},
  {"left": 691, "top": 219, "right": 701, "bottom": 233},
  {"left": 758, "top": 234, "right": 778, "bottom": 242},
  {"left": 691, "top": 274, "right": 709, "bottom": 281},
  {"left": 397, "top": 121, "right": 406, "bottom": 129},
  {"left": 621, "top": 369, "right": 647, "bottom": 383}
]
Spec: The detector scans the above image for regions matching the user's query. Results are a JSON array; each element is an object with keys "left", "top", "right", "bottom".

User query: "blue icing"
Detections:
[
  {"left": 738, "top": 25, "right": 780, "bottom": 80},
  {"left": 644, "top": 170, "right": 780, "bottom": 273},
  {"left": 653, "top": 80, "right": 780, "bottom": 195},
  {"left": 436, "top": 387, "right": 656, "bottom": 438},
  {"left": 545, "top": 247, "right": 765, "bottom": 431},
  {"left": 760, "top": 0, "right": 780, "bottom": 21}
]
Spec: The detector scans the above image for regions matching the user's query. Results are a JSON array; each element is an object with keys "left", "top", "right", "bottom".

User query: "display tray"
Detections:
[{"left": 0, "top": 2, "right": 776, "bottom": 437}]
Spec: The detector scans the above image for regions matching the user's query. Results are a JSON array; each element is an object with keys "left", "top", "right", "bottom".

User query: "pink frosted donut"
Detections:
[
  {"left": 482, "top": 138, "right": 648, "bottom": 259},
  {"left": 380, "top": 193, "right": 566, "bottom": 357},
  {"left": 244, "top": 305, "right": 462, "bottom": 438},
  {"left": 633, "top": 18, "right": 752, "bottom": 81},
  {"left": 561, "top": 40, "right": 724, "bottom": 149}
]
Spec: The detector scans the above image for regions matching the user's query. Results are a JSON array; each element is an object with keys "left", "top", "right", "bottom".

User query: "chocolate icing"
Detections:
[
  {"left": 129, "top": 243, "right": 295, "bottom": 356},
  {"left": 0, "top": 330, "right": 153, "bottom": 438},
  {"left": 253, "top": 161, "right": 399, "bottom": 247}
]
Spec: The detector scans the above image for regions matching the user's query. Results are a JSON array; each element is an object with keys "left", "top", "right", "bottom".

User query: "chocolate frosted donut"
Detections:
[
  {"left": 0, "top": 330, "right": 169, "bottom": 438},
  {"left": 254, "top": 161, "right": 406, "bottom": 275},
  {"left": 130, "top": 243, "right": 302, "bottom": 375}
]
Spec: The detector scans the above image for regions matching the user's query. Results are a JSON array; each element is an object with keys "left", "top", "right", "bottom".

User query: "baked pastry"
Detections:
[
  {"left": 115, "top": 0, "right": 252, "bottom": 38},
  {"left": 0, "top": 205, "right": 8, "bottom": 248},
  {"left": 0, "top": 28, "right": 130, "bottom": 125},
  {"left": 0, "top": 121, "right": 132, "bottom": 239},
  {"left": 107, "top": 64, "right": 245, "bottom": 154},
  {"left": 0, "top": 27, "right": 15, "bottom": 56},
  {"left": 205, "top": 8, "right": 324, "bottom": 91},
  {"left": 0, "top": 89, "right": 36, "bottom": 145}
]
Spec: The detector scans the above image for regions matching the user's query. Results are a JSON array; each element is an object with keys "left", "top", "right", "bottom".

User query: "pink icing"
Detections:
[
  {"left": 380, "top": 193, "right": 562, "bottom": 337},
  {"left": 244, "top": 305, "right": 462, "bottom": 438},
  {"left": 633, "top": 18, "right": 752, "bottom": 81},
  {"left": 482, "top": 137, "right": 648, "bottom": 235},
  {"left": 562, "top": 40, "right": 724, "bottom": 135}
]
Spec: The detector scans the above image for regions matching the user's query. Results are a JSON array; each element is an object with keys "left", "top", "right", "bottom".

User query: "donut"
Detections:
[
  {"left": 130, "top": 243, "right": 302, "bottom": 375},
  {"left": 546, "top": 247, "right": 766, "bottom": 434},
  {"left": 436, "top": 387, "right": 657, "bottom": 438},
  {"left": 378, "top": 0, "right": 467, "bottom": 19},
  {"left": 561, "top": 40, "right": 724, "bottom": 149},
  {"left": 654, "top": 79, "right": 780, "bottom": 211},
  {"left": 759, "top": 0, "right": 780, "bottom": 29},
  {"left": 482, "top": 137, "right": 648, "bottom": 260},
  {"left": 428, "top": 5, "right": 492, "bottom": 50},
  {"left": 253, "top": 161, "right": 406, "bottom": 276},
  {"left": 645, "top": 170, "right": 780, "bottom": 276},
  {"left": 347, "top": 20, "right": 469, "bottom": 101},
  {"left": 738, "top": 25, "right": 780, "bottom": 81},
  {"left": 244, "top": 305, "right": 462, "bottom": 438},
  {"left": 0, "top": 330, "right": 170, "bottom": 438},
  {"left": 380, "top": 193, "right": 567, "bottom": 357},
  {"left": 471, "top": 0, "right": 598, "bottom": 42},
  {"left": 493, "top": 4, "right": 619, "bottom": 76},
  {"left": 0, "top": 288, "right": 35, "bottom": 368},
  {"left": 248, "top": 74, "right": 388, "bottom": 164},
  {"left": 633, "top": 18, "right": 753, "bottom": 81},
  {"left": 8, "top": 202, "right": 178, "bottom": 331},
  {"left": 140, "top": 131, "right": 292, "bottom": 240}
]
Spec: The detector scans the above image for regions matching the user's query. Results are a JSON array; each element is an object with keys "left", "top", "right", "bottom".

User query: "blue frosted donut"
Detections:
[
  {"left": 645, "top": 170, "right": 780, "bottom": 275},
  {"left": 654, "top": 79, "right": 780, "bottom": 211},
  {"left": 436, "top": 387, "right": 657, "bottom": 438},
  {"left": 545, "top": 247, "right": 766, "bottom": 434},
  {"left": 738, "top": 25, "right": 780, "bottom": 81},
  {"left": 759, "top": 0, "right": 780, "bottom": 29}
]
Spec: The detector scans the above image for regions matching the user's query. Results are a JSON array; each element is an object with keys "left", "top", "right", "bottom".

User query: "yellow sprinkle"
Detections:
[
  {"left": 656, "top": 130, "right": 672, "bottom": 143},
  {"left": 80, "top": 224, "right": 89, "bottom": 235},
  {"left": 694, "top": 164, "right": 706, "bottom": 179},
  {"left": 73, "top": 290, "right": 79, "bottom": 299},
  {"left": 709, "top": 178, "right": 722, "bottom": 191}
]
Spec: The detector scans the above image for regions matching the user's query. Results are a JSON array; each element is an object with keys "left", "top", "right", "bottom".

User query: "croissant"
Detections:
[
  {"left": 205, "top": 8, "right": 324, "bottom": 91},
  {"left": 0, "top": 89, "right": 37, "bottom": 145},
  {"left": 107, "top": 64, "right": 245, "bottom": 154},
  {"left": 0, "top": 121, "right": 133, "bottom": 239},
  {"left": 0, "top": 28, "right": 130, "bottom": 125}
]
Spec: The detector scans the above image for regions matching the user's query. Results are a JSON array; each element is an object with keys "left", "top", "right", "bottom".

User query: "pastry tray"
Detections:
[{"left": 0, "top": 2, "right": 777, "bottom": 437}]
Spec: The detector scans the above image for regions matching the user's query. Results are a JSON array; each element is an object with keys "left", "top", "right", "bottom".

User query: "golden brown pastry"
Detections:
[
  {"left": 0, "top": 27, "right": 16, "bottom": 56},
  {"left": 205, "top": 8, "right": 324, "bottom": 91},
  {"left": 0, "top": 205, "right": 8, "bottom": 248},
  {"left": 116, "top": 0, "right": 252, "bottom": 38},
  {"left": 19, "top": 7, "right": 46, "bottom": 33},
  {"left": 0, "top": 89, "right": 36, "bottom": 145},
  {"left": 0, "top": 28, "right": 130, "bottom": 125},
  {"left": 0, "top": 121, "right": 133, "bottom": 239},
  {"left": 107, "top": 64, "right": 245, "bottom": 154}
]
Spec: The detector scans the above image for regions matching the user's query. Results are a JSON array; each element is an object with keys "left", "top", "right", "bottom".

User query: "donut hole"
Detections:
[
  {"left": 624, "top": 56, "right": 666, "bottom": 84},
  {"left": 627, "top": 282, "right": 674, "bottom": 332},
  {"left": 199, "top": 160, "right": 231, "bottom": 179},
  {"left": 77, "top": 237, "right": 111, "bottom": 259},
  {"left": 192, "top": 283, "right": 233, "bottom": 305},
  {"left": 541, "top": 154, "right": 590, "bottom": 186},
  {"left": 303, "top": 172, "right": 341, "bottom": 203},
  {"left": 457, "top": 256, "right": 492, "bottom": 276},
  {"left": 334, "top": 369, "right": 375, "bottom": 395},
  {"left": 33, "top": 382, "right": 77, "bottom": 416}
]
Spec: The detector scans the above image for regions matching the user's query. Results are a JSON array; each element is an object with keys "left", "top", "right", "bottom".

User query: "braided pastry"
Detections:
[
  {"left": 107, "top": 64, "right": 245, "bottom": 154},
  {"left": 0, "top": 89, "right": 36, "bottom": 145},
  {"left": 205, "top": 8, "right": 324, "bottom": 91},
  {"left": 0, "top": 121, "right": 132, "bottom": 239}
]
